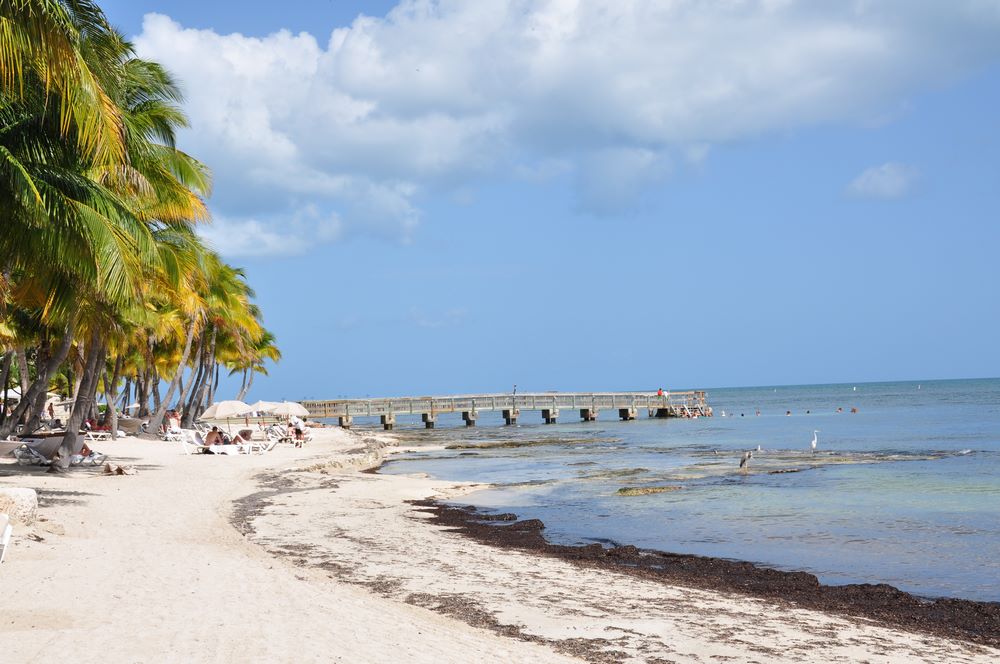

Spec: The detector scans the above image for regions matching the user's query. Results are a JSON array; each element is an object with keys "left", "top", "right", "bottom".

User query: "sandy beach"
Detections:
[{"left": 2, "top": 427, "right": 997, "bottom": 663}]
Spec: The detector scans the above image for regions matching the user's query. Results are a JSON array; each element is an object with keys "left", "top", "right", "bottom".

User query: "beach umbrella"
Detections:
[
  {"left": 269, "top": 402, "right": 310, "bottom": 442},
  {"left": 247, "top": 400, "right": 280, "bottom": 427},
  {"left": 199, "top": 400, "right": 251, "bottom": 421},
  {"left": 269, "top": 401, "right": 309, "bottom": 417},
  {"left": 199, "top": 400, "right": 252, "bottom": 435},
  {"left": 248, "top": 400, "right": 280, "bottom": 415}
]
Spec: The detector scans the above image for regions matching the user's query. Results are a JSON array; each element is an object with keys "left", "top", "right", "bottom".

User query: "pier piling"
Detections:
[{"left": 381, "top": 414, "right": 395, "bottom": 431}]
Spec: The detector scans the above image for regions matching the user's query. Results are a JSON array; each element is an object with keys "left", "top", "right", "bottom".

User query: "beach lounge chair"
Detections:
[
  {"left": 264, "top": 423, "right": 287, "bottom": 441},
  {"left": 12, "top": 438, "right": 62, "bottom": 466},
  {"left": 70, "top": 451, "right": 108, "bottom": 466},
  {"left": 1, "top": 514, "right": 11, "bottom": 564},
  {"left": 208, "top": 443, "right": 243, "bottom": 455},
  {"left": 179, "top": 430, "right": 210, "bottom": 455},
  {"left": 161, "top": 427, "right": 183, "bottom": 442},
  {"left": 85, "top": 430, "right": 112, "bottom": 443}
]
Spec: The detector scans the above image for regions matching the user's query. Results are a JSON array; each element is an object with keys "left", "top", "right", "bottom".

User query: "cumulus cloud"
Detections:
[
  {"left": 134, "top": 2, "right": 1000, "bottom": 254},
  {"left": 847, "top": 162, "right": 918, "bottom": 199},
  {"left": 199, "top": 209, "right": 343, "bottom": 257}
]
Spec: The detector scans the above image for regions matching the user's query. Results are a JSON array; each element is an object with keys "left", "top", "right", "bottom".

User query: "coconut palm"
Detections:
[{"left": 0, "top": 2, "right": 279, "bottom": 458}]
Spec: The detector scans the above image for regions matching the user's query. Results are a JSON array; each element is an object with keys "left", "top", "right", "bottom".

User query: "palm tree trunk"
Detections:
[
  {"left": 0, "top": 315, "right": 78, "bottom": 438},
  {"left": 92, "top": 367, "right": 106, "bottom": 423},
  {"left": 0, "top": 351, "right": 12, "bottom": 426},
  {"left": 146, "top": 318, "right": 198, "bottom": 438},
  {"left": 120, "top": 376, "right": 131, "bottom": 411},
  {"left": 176, "top": 331, "right": 204, "bottom": 427},
  {"left": 208, "top": 363, "right": 220, "bottom": 407},
  {"left": 151, "top": 368, "right": 161, "bottom": 411},
  {"left": 184, "top": 328, "right": 216, "bottom": 428},
  {"left": 0, "top": 350, "right": 12, "bottom": 402},
  {"left": 54, "top": 331, "right": 106, "bottom": 471},
  {"left": 136, "top": 369, "right": 149, "bottom": 417},
  {"left": 15, "top": 347, "right": 30, "bottom": 394},
  {"left": 245, "top": 369, "right": 255, "bottom": 401},
  {"left": 105, "top": 355, "right": 124, "bottom": 440},
  {"left": 236, "top": 368, "right": 248, "bottom": 401},
  {"left": 70, "top": 343, "right": 84, "bottom": 404}
]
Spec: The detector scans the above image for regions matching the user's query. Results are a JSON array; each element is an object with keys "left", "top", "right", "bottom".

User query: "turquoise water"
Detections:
[{"left": 376, "top": 379, "right": 1000, "bottom": 601}]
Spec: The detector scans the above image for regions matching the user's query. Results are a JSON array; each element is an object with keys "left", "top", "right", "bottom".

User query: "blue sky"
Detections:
[{"left": 101, "top": 1, "right": 1000, "bottom": 400}]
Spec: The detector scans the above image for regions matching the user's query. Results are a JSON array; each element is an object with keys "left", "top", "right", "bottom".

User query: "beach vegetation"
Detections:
[{"left": 0, "top": 0, "right": 279, "bottom": 468}]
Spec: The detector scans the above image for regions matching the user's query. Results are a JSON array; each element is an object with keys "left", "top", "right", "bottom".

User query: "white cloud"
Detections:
[
  {"left": 199, "top": 210, "right": 343, "bottom": 257},
  {"left": 847, "top": 162, "right": 918, "bottom": 199},
  {"left": 134, "top": 2, "right": 1000, "bottom": 253}
]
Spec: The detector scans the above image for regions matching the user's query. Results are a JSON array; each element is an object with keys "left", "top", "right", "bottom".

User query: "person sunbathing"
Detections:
[{"left": 204, "top": 427, "right": 224, "bottom": 446}]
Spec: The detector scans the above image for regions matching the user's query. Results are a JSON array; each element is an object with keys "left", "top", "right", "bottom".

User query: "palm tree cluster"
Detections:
[{"left": 0, "top": 1, "right": 280, "bottom": 467}]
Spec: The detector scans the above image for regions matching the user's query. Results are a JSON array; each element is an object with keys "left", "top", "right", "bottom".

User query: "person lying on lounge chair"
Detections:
[{"left": 70, "top": 442, "right": 107, "bottom": 466}]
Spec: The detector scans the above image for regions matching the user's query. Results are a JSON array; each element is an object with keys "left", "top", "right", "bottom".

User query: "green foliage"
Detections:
[{"left": 0, "top": 1, "right": 279, "bottom": 425}]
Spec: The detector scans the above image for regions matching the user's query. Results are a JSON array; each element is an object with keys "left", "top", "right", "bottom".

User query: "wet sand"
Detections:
[
  {"left": 413, "top": 501, "right": 1000, "bottom": 649},
  {"left": 242, "top": 432, "right": 1000, "bottom": 663}
]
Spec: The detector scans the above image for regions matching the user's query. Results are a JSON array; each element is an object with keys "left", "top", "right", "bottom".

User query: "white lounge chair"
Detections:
[
  {"left": 179, "top": 430, "right": 210, "bottom": 455},
  {"left": 85, "top": 430, "right": 112, "bottom": 443},
  {"left": 208, "top": 444, "right": 243, "bottom": 455},
  {"left": 70, "top": 451, "right": 108, "bottom": 466},
  {"left": 162, "top": 427, "right": 183, "bottom": 442},
  {"left": 0, "top": 514, "right": 11, "bottom": 564}
]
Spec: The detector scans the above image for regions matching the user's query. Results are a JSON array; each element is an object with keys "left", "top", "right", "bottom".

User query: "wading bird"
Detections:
[
  {"left": 811, "top": 430, "right": 819, "bottom": 453},
  {"left": 739, "top": 450, "right": 753, "bottom": 472}
]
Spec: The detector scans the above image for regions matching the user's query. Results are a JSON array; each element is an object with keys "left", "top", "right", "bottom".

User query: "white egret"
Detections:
[{"left": 810, "top": 430, "right": 819, "bottom": 453}]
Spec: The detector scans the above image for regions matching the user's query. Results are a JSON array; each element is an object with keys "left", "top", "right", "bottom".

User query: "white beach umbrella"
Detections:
[
  {"left": 269, "top": 401, "right": 309, "bottom": 418},
  {"left": 199, "top": 400, "right": 251, "bottom": 421},
  {"left": 200, "top": 400, "right": 252, "bottom": 436},
  {"left": 248, "top": 400, "right": 280, "bottom": 414}
]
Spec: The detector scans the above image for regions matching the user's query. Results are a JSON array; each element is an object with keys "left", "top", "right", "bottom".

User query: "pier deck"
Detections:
[{"left": 302, "top": 391, "right": 710, "bottom": 429}]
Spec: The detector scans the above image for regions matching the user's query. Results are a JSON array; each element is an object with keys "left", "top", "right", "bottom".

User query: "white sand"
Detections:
[{"left": 1, "top": 427, "right": 996, "bottom": 663}]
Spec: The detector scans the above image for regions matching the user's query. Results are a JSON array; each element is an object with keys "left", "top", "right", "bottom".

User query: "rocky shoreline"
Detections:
[{"left": 412, "top": 500, "right": 1000, "bottom": 649}]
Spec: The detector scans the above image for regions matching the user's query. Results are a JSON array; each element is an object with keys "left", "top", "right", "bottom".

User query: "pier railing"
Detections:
[{"left": 302, "top": 391, "right": 709, "bottom": 429}]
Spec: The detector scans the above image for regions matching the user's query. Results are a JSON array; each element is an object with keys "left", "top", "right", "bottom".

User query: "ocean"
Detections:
[{"left": 373, "top": 378, "right": 1000, "bottom": 602}]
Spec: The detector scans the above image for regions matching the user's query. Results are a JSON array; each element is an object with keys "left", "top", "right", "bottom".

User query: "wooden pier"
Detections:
[{"left": 302, "top": 391, "right": 711, "bottom": 430}]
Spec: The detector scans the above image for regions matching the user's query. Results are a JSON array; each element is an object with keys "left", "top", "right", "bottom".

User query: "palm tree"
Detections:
[
  {"left": 0, "top": 0, "right": 125, "bottom": 164},
  {"left": 0, "top": 2, "right": 279, "bottom": 459},
  {"left": 229, "top": 330, "right": 281, "bottom": 402}
]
